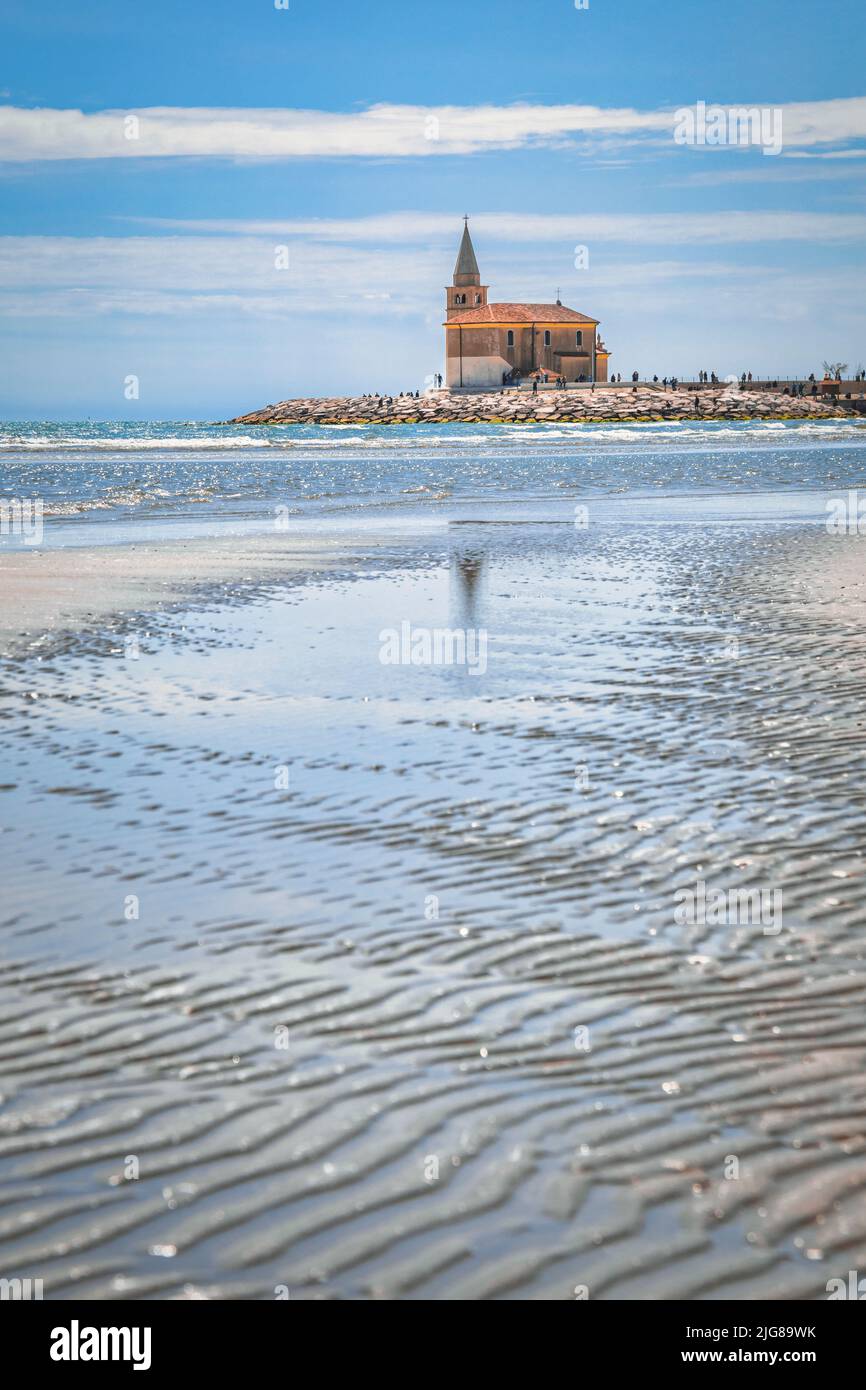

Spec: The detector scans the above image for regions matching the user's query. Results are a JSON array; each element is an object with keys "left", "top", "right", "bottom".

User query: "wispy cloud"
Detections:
[
  {"left": 126, "top": 209, "right": 866, "bottom": 246},
  {"left": 1, "top": 97, "right": 865, "bottom": 162},
  {"left": 669, "top": 158, "right": 866, "bottom": 187},
  {"left": 1, "top": 229, "right": 862, "bottom": 327},
  {"left": 0, "top": 235, "right": 441, "bottom": 318}
]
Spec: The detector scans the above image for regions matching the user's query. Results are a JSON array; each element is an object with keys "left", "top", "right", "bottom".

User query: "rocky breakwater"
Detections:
[{"left": 230, "top": 382, "right": 860, "bottom": 426}]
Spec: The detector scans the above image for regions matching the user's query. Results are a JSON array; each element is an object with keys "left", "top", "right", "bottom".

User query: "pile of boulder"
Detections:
[{"left": 230, "top": 382, "right": 861, "bottom": 426}]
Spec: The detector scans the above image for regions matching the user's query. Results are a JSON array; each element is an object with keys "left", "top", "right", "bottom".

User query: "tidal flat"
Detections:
[{"left": 1, "top": 418, "right": 866, "bottom": 1300}]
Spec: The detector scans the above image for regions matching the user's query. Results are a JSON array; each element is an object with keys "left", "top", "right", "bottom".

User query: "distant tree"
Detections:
[{"left": 823, "top": 360, "right": 848, "bottom": 379}]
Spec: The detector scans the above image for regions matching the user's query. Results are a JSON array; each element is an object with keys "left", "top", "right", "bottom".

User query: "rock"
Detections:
[{"left": 226, "top": 385, "right": 857, "bottom": 427}]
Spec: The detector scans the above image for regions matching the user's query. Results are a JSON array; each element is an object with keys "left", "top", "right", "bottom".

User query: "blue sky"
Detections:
[{"left": 1, "top": 0, "right": 864, "bottom": 418}]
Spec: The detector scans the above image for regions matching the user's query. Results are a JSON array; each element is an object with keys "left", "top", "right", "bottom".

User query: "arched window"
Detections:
[
  {"left": 507, "top": 330, "right": 514, "bottom": 347},
  {"left": 575, "top": 330, "right": 583, "bottom": 347},
  {"left": 475, "top": 294, "right": 481, "bottom": 304},
  {"left": 544, "top": 330, "right": 551, "bottom": 348}
]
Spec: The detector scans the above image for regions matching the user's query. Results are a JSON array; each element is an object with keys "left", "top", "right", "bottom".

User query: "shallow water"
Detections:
[
  {"left": 1, "top": 418, "right": 865, "bottom": 532},
  {"left": 1, "top": 422, "right": 866, "bottom": 1299}
]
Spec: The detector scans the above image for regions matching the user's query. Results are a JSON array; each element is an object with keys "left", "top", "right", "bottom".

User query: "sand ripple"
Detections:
[{"left": 1, "top": 518, "right": 865, "bottom": 1298}]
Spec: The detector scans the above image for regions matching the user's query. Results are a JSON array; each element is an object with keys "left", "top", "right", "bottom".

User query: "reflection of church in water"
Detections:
[
  {"left": 451, "top": 549, "right": 484, "bottom": 626},
  {"left": 443, "top": 219, "right": 610, "bottom": 388}
]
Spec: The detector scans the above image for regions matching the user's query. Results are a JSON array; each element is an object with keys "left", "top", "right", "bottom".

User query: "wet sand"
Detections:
[
  {"left": 0, "top": 533, "right": 363, "bottom": 651},
  {"left": 1, "top": 505, "right": 866, "bottom": 1300}
]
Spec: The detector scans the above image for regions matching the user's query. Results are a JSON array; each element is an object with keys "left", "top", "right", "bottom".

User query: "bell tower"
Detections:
[{"left": 446, "top": 217, "right": 489, "bottom": 318}]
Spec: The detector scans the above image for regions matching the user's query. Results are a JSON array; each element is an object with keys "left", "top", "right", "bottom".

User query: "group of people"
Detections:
[
  {"left": 369, "top": 365, "right": 861, "bottom": 399},
  {"left": 529, "top": 374, "right": 570, "bottom": 393},
  {"left": 360, "top": 390, "right": 422, "bottom": 404}
]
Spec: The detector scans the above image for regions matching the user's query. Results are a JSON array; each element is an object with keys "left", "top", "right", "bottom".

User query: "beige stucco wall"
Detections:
[
  {"left": 446, "top": 354, "right": 511, "bottom": 388},
  {"left": 447, "top": 322, "right": 602, "bottom": 382},
  {"left": 528, "top": 326, "right": 595, "bottom": 379}
]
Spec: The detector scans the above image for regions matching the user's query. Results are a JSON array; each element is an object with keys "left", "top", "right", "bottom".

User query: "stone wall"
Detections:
[{"left": 230, "top": 382, "right": 862, "bottom": 426}]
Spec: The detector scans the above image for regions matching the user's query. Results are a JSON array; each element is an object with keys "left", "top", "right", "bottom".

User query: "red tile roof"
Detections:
[{"left": 445, "top": 302, "right": 598, "bottom": 325}]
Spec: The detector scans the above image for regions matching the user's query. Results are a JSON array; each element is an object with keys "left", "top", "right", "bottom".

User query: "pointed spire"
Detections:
[{"left": 453, "top": 217, "right": 480, "bottom": 286}]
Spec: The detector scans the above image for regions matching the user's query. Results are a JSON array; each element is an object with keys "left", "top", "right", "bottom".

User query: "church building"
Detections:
[{"left": 444, "top": 219, "right": 610, "bottom": 388}]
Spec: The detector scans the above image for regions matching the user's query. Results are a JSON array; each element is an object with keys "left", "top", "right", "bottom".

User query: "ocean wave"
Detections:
[
  {"left": 1, "top": 418, "right": 862, "bottom": 454},
  {"left": 42, "top": 489, "right": 219, "bottom": 516},
  {"left": 0, "top": 434, "right": 277, "bottom": 451}
]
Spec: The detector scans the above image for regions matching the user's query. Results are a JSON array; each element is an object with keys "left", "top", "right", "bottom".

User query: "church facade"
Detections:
[{"left": 443, "top": 220, "right": 610, "bottom": 388}]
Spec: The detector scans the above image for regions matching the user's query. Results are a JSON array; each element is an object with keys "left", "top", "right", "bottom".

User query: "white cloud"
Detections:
[
  {"left": 0, "top": 235, "right": 442, "bottom": 317},
  {"left": 0, "top": 228, "right": 862, "bottom": 327},
  {"left": 0, "top": 97, "right": 864, "bottom": 162},
  {"left": 126, "top": 209, "right": 866, "bottom": 246}
]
